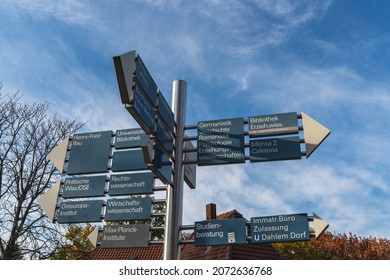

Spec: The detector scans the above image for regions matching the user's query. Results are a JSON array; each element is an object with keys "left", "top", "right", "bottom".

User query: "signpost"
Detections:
[
  {"left": 113, "top": 51, "right": 157, "bottom": 135},
  {"left": 66, "top": 131, "right": 112, "bottom": 175},
  {"left": 57, "top": 200, "right": 103, "bottom": 223},
  {"left": 183, "top": 140, "right": 196, "bottom": 189},
  {"left": 108, "top": 172, "right": 154, "bottom": 196},
  {"left": 101, "top": 224, "right": 150, "bottom": 248},
  {"left": 251, "top": 213, "right": 310, "bottom": 243},
  {"left": 40, "top": 50, "right": 332, "bottom": 260},
  {"left": 114, "top": 128, "right": 149, "bottom": 149},
  {"left": 248, "top": 112, "right": 299, "bottom": 137},
  {"left": 197, "top": 118, "right": 245, "bottom": 166},
  {"left": 62, "top": 175, "right": 106, "bottom": 198},
  {"left": 111, "top": 149, "right": 148, "bottom": 172},
  {"left": 251, "top": 213, "right": 328, "bottom": 243},
  {"left": 194, "top": 218, "right": 247, "bottom": 246},
  {"left": 249, "top": 136, "right": 302, "bottom": 162},
  {"left": 105, "top": 197, "right": 152, "bottom": 221}
]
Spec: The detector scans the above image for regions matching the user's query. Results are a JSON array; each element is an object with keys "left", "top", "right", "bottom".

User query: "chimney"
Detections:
[{"left": 206, "top": 203, "right": 217, "bottom": 220}]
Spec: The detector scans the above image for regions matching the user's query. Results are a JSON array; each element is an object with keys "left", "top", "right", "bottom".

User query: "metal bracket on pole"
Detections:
[{"left": 142, "top": 139, "right": 155, "bottom": 165}]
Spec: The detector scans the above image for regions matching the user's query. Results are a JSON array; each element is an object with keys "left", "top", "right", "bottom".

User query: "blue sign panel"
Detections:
[
  {"left": 111, "top": 150, "right": 148, "bottom": 172},
  {"left": 105, "top": 197, "right": 152, "bottom": 221},
  {"left": 251, "top": 213, "right": 310, "bottom": 243},
  {"left": 151, "top": 144, "right": 172, "bottom": 185},
  {"left": 62, "top": 175, "right": 106, "bottom": 198},
  {"left": 108, "top": 172, "right": 154, "bottom": 196},
  {"left": 157, "top": 91, "right": 174, "bottom": 134},
  {"left": 57, "top": 200, "right": 103, "bottom": 223},
  {"left": 66, "top": 131, "right": 112, "bottom": 175},
  {"left": 248, "top": 112, "right": 299, "bottom": 137},
  {"left": 101, "top": 224, "right": 150, "bottom": 248},
  {"left": 113, "top": 50, "right": 136, "bottom": 104},
  {"left": 127, "top": 84, "right": 156, "bottom": 135},
  {"left": 249, "top": 136, "right": 302, "bottom": 162},
  {"left": 194, "top": 218, "right": 247, "bottom": 246},
  {"left": 197, "top": 118, "right": 245, "bottom": 166},
  {"left": 155, "top": 115, "right": 174, "bottom": 157},
  {"left": 135, "top": 55, "right": 158, "bottom": 106},
  {"left": 114, "top": 128, "right": 149, "bottom": 149}
]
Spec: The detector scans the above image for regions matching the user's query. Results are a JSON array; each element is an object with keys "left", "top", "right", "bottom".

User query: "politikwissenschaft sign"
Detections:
[{"left": 62, "top": 175, "right": 106, "bottom": 198}]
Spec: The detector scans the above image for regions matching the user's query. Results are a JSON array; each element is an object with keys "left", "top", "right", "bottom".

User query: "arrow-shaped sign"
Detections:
[
  {"left": 87, "top": 227, "right": 100, "bottom": 248},
  {"left": 312, "top": 213, "right": 329, "bottom": 239},
  {"left": 250, "top": 212, "right": 329, "bottom": 243},
  {"left": 301, "top": 112, "right": 331, "bottom": 158},
  {"left": 47, "top": 137, "right": 69, "bottom": 173},
  {"left": 38, "top": 180, "right": 61, "bottom": 221}
]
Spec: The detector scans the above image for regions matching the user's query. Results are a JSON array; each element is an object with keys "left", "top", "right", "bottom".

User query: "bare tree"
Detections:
[{"left": 0, "top": 86, "right": 83, "bottom": 259}]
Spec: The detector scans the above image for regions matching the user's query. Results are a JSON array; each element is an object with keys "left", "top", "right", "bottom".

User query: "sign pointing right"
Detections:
[
  {"left": 301, "top": 112, "right": 331, "bottom": 158},
  {"left": 312, "top": 213, "right": 329, "bottom": 239}
]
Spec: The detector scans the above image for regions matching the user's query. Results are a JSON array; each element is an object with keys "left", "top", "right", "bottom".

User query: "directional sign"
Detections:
[
  {"left": 313, "top": 213, "right": 329, "bottom": 239},
  {"left": 114, "top": 128, "right": 149, "bottom": 149},
  {"left": 197, "top": 118, "right": 245, "bottom": 166},
  {"left": 57, "top": 200, "right": 103, "bottom": 223},
  {"left": 301, "top": 112, "right": 331, "bottom": 157},
  {"left": 184, "top": 140, "right": 197, "bottom": 189},
  {"left": 101, "top": 224, "right": 150, "bottom": 248},
  {"left": 105, "top": 197, "right": 152, "bottom": 221},
  {"left": 141, "top": 139, "right": 172, "bottom": 185},
  {"left": 155, "top": 115, "right": 174, "bottom": 156},
  {"left": 157, "top": 91, "right": 174, "bottom": 134},
  {"left": 248, "top": 112, "right": 299, "bottom": 137},
  {"left": 38, "top": 180, "right": 61, "bottom": 221},
  {"left": 48, "top": 137, "right": 69, "bottom": 173},
  {"left": 108, "top": 172, "right": 154, "bottom": 196},
  {"left": 62, "top": 175, "right": 106, "bottom": 198},
  {"left": 251, "top": 213, "right": 311, "bottom": 243},
  {"left": 126, "top": 84, "right": 156, "bottom": 135},
  {"left": 134, "top": 54, "right": 158, "bottom": 106},
  {"left": 194, "top": 218, "right": 247, "bottom": 246},
  {"left": 111, "top": 149, "right": 148, "bottom": 172},
  {"left": 249, "top": 136, "right": 302, "bottom": 162},
  {"left": 113, "top": 51, "right": 158, "bottom": 135},
  {"left": 152, "top": 144, "right": 173, "bottom": 185},
  {"left": 66, "top": 131, "right": 112, "bottom": 175},
  {"left": 113, "top": 50, "right": 136, "bottom": 104}
]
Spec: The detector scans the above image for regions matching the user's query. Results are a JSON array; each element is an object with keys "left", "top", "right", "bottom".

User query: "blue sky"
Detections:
[{"left": 1, "top": 0, "right": 389, "bottom": 239}]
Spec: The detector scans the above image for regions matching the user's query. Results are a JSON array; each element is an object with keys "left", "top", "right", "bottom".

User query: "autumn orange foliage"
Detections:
[{"left": 273, "top": 232, "right": 390, "bottom": 260}]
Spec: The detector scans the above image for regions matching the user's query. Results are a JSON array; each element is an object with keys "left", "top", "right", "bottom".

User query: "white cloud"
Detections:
[{"left": 2, "top": 0, "right": 95, "bottom": 26}]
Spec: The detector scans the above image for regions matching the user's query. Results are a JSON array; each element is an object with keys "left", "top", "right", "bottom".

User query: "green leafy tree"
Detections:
[{"left": 51, "top": 224, "right": 96, "bottom": 260}]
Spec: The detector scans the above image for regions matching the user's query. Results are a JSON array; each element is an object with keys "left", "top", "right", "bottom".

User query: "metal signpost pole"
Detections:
[{"left": 163, "top": 80, "right": 187, "bottom": 260}]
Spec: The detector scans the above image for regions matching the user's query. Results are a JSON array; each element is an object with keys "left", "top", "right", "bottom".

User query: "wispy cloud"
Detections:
[{"left": 2, "top": 0, "right": 95, "bottom": 26}]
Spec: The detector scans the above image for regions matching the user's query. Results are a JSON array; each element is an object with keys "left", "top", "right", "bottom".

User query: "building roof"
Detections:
[
  {"left": 81, "top": 245, "right": 163, "bottom": 260},
  {"left": 80, "top": 205, "right": 284, "bottom": 260}
]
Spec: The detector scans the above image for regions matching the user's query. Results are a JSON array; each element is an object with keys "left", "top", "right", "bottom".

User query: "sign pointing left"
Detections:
[
  {"left": 48, "top": 137, "right": 69, "bottom": 173},
  {"left": 38, "top": 180, "right": 61, "bottom": 221}
]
